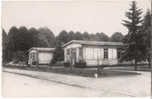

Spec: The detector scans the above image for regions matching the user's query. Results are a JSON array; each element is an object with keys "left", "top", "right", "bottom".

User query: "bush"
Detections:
[
  {"left": 64, "top": 62, "right": 70, "bottom": 67},
  {"left": 12, "top": 51, "right": 28, "bottom": 64},
  {"left": 74, "top": 60, "right": 86, "bottom": 68},
  {"left": 32, "top": 61, "right": 36, "bottom": 65}
]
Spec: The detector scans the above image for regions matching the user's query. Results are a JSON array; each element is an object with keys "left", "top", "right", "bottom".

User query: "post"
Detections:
[{"left": 36, "top": 50, "right": 39, "bottom": 68}]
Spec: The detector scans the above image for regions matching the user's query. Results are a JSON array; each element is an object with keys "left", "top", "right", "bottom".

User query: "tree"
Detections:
[
  {"left": 2, "top": 29, "right": 8, "bottom": 63},
  {"left": 121, "top": 1, "right": 143, "bottom": 70},
  {"left": 142, "top": 10, "right": 151, "bottom": 67},
  {"left": 57, "top": 30, "right": 69, "bottom": 44},
  {"left": 17, "top": 26, "right": 31, "bottom": 51},
  {"left": 38, "top": 27, "right": 56, "bottom": 47},
  {"left": 110, "top": 32, "right": 124, "bottom": 42},
  {"left": 83, "top": 32, "right": 90, "bottom": 40},
  {"left": 51, "top": 30, "right": 68, "bottom": 64},
  {"left": 95, "top": 32, "right": 109, "bottom": 41},
  {"left": 68, "top": 31, "right": 75, "bottom": 41},
  {"left": 74, "top": 31, "right": 83, "bottom": 40},
  {"left": 51, "top": 41, "right": 64, "bottom": 64},
  {"left": 29, "top": 27, "right": 48, "bottom": 47},
  {"left": 7, "top": 26, "right": 19, "bottom": 61},
  {"left": 28, "top": 27, "right": 39, "bottom": 47}
]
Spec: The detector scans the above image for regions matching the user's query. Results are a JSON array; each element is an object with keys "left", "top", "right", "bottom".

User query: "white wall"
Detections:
[
  {"left": 38, "top": 52, "right": 53, "bottom": 64},
  {"left": 83, "top": 47, "right": 118, "bottom": 66}
]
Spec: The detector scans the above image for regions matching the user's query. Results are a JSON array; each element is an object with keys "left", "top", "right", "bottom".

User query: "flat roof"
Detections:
[
  {"left": 29, "top": 47, "right": 55, "bottom": 52},
  {"left": 63, "top": 40, "right": 124, "bottom": 48}
]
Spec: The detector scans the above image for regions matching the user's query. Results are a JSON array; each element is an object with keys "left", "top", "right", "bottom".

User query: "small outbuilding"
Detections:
[
  {"left": 63, "top": 40, "right": 123, "bottom": 67},
  {"left": 28, "top": 47, "right": 55, "bottom": 66}
]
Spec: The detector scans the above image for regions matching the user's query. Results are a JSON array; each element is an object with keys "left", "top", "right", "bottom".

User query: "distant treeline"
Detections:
[{"left": 2, "top": 26, "right": 124, "bottom": 63}]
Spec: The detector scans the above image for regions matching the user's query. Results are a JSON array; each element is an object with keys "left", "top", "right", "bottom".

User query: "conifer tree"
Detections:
[{"left": 121, "top": 1, "right": 143, "bottom": 70}]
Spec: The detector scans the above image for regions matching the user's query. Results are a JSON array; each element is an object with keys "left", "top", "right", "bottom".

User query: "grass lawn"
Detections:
[{"left": 3, "top": 64, "right": 146, "bottom": 78}]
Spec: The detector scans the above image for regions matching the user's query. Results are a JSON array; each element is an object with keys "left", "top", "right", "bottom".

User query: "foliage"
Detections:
[
  {"left": 82, "top": 32, "right": 90, "bottom": 40},
  {"left": 57, "top": 30, "right": 69, "bottom": 44},
  {"left": 2, "top": 29, "right": 8, "bottom": 63},
  {"left": 94, "top": 32, "right": 109, "bottom": 41},
  {"left": 141, "top": 10, "right": 151, "bottom": 66},
  {"left": 64, "top": 62, "right": 71, "bottom": 67},
  {"left": 74, "top": 60, "right": 86, "bottom": 68},
  {"left": 74, "top": 31, "right": 83, "bottom": 40},
  {"left": 110, "top": 32, "right": 124, "bottom": 42},
  {"left": 51, "top": 41, "right": 64, "bottom": 64},
  {"left": 4, "top": 26, "right": 55, "bottom": 63},
  {"left": 38, "top": 27, "right": 56, "bottom": 47},
  {"left": 121, "top": 1, "right": 144, "bottom": 65},
  {"left": 12, "top": 51, "right": 26, "bottom": 62},
  {"left": 7, "top": 26, "right": 19, "bottom": 61}
]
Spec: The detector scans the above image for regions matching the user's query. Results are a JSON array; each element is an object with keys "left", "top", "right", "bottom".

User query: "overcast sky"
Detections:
[{"left": 2, "top": 0, "right": 151, "bottom": 36}]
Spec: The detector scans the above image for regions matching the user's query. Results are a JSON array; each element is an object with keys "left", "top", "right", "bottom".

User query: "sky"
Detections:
[{"left": 2, "top": 0, "right": 151, "bottom": 36}]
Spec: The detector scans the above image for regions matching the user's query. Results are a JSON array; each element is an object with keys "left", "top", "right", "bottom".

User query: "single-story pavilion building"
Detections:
[
  {"left": 63, "top": 40, "right": 124, "bottom": 66},
  {"left": 28, "top": 47, "right": 55, "bottom": 66}
]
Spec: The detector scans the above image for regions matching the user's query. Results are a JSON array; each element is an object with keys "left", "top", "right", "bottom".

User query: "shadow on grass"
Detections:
[{"left": 3, "top": 65, "right": 141, "bottom": 78}]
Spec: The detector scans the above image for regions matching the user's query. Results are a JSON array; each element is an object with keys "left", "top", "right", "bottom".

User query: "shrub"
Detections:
[
  {"left": 74, "top": 60, "right": 86, "bottom": 68},
  {"left": 64, "top": 62, "right": 70, "bottom": 67},
  {"left": 32, "top": 61, "right": 37, "bottom": 65}
]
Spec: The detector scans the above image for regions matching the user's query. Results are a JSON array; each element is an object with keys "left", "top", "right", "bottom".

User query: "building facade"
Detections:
[
  {"left": 63, "top": 40, "right": 123, "bottom": 66},
  {"left": 28, "top": 47, "right": 55, "bottom": 66}
]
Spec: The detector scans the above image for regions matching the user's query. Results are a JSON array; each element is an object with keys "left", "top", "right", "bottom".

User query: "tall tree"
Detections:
[
  {"left": 2, "top": 29, "right": 8, "bottom": 63},
  {"left": 28, "top": 27, "right": 39, "bottom": 47},
  {"left": 142, "top": 10, "right": 151, "bottom": 67},
  {"left": 57, "top": 30, "right": 69, "bottom": 44},
  {"left": 51, "top": 30, "right": 68, "bottom": 63},
  {"left": 38, "top": 27, "right": 56, "bottom": 47},
  {"left": 17, "top": 26, "right": 30, "bottom": 51},
  {"left": 28, "top": 27, "right": 48, "bottom": 47},
  {"left": 7, "top": 26, "right": 19, "bottom": 61},
  {"left": 121, "top": 1, "right": 143, "bottom": 70},
  {"left": 110, "top": 32, "right": 124, "bottom": 42}
]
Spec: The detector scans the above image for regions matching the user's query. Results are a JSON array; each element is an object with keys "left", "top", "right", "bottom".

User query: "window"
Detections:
[
  {"left": 94, "top": 48, "right": 100, "bottom": 60},
  {"left": 86, "top": 48, "right": 94, "bottom": 59},
  {"left": 104, "top": 48, "right": 108, "bottom": 59}
]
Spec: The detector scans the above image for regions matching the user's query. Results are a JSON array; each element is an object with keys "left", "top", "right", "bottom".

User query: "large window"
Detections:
[
  {"left": 86, "top": 48, "right": 94, "bottom": 59},
  {"left": 104, "top": 48, "right": 108, "bottom": 59}
]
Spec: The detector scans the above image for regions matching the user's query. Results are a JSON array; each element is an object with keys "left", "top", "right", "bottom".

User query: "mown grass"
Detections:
[{"left": 3, "top": 64, "right": 144, "bottom": 78}]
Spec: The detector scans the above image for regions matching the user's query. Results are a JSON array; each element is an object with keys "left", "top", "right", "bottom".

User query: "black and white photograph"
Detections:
[{"left": 1, "top": 0, "right": 152, "bottom": 98}]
